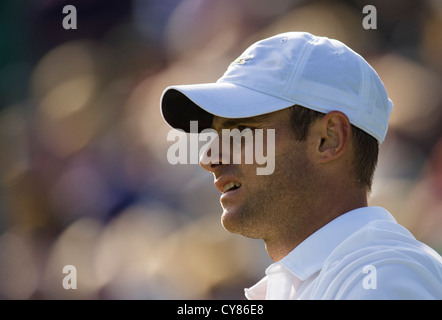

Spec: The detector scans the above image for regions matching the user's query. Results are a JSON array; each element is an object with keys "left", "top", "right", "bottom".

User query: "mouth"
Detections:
[
  {"left": 216, "top": 178, "right": 243, "bottom": 206},
  {"left": 222, "top": 181, "right": 241, "bottom": 193}
]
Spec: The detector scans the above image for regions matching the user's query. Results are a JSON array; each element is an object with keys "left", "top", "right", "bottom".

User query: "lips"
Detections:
[
  {"left": 214, "top": 177, "right": 242, "bottom": 194},
  {"left": 222, "top": 181, "right": 241, "bottom": 193}
]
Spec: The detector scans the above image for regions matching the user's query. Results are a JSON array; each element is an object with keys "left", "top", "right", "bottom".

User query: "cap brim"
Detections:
[{"left": 160, "top": 82, "right": 294, "bottom": 132}]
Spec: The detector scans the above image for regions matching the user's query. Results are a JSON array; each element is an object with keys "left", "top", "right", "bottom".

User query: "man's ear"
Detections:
[{"left": 310, "top": 111, "right": 351, "bottom": 163}]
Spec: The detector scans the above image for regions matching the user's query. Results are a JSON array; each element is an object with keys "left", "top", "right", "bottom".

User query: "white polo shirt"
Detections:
[{"left": 244, "top": 206, "right": 442, "bottom": 300}]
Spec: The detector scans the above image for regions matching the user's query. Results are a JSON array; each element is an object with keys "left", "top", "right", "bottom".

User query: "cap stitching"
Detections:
[{"left": 282, "top": 36, "right": 318, "bottom": 97}]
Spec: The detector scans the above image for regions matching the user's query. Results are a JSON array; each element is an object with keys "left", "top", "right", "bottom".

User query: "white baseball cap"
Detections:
[{"left": 160, "top": 32, "right": 393, "bottom": 143}]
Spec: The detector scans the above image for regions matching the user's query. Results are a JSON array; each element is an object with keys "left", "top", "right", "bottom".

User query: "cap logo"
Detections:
[{"left": 230, "top": 54, "right": 253, "bottom": 66}]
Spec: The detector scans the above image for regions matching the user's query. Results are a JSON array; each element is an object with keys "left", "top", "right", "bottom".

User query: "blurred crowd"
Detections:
[{"left": 0, "top": 0, "right": 441, "bottom": 299}]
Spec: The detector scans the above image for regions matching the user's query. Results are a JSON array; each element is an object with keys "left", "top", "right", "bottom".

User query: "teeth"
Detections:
[{"left": 222, "top": 181, "right": 241, "bottom": 193}]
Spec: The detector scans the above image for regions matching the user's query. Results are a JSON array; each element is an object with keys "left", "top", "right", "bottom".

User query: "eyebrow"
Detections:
[
  {"left": 212, "top": 114, "right": 271, "bottom": 131},
  {"left": 214, "top": 119, "right": 241, "bottom": 129}
]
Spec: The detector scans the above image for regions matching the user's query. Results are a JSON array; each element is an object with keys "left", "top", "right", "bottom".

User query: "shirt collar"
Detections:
[
  {"left": 245, "top": 206, "right": 397, "bottom": 299},
  {"left": 279, "top": 206, "right": 396, "bottom": 280}
]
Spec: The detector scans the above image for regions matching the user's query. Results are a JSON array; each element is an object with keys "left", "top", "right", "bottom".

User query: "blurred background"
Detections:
[{"left": 0, "top": 0, "right": 441, "bottom": 300}]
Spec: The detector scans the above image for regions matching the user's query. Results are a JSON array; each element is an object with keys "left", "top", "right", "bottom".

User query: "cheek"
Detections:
[
  {"left": 272, "top": 136, "right": 313, "bottom": 187},
  {"left": 273, "top": 132, "right": 302, "bottom": 166},
  {"left": 241, "top": 129, "right": 309, "bottom": 187}
]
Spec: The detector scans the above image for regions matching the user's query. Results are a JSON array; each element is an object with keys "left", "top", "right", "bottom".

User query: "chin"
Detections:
[
  {"left": 220, "top": 207, "right": 262, "bottom": 239},
  {"left": 220, "top": 207, "right": 238, "bottom": 232}
]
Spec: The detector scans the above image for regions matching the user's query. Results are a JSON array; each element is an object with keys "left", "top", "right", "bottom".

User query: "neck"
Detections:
[{"left": 264, "top": 186, "right": 368, "bottom": 262}]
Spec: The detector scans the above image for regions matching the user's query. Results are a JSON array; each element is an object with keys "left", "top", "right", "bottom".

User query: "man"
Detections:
[{"left": 160, "top": 32, "right": 442, "bottom": 299}]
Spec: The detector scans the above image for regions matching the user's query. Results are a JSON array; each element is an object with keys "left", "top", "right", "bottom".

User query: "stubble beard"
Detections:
[{"left": 220, "top": 151, "right": 314, "bottom": 242}]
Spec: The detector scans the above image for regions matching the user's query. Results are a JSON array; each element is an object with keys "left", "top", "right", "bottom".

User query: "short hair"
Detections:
[{"left": 289, "top": 105, "right": 379, "bottom": 191}]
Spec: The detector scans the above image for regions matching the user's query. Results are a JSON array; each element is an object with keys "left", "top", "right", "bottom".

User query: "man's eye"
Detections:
[{"left": 236, "top": 125, "right": 253, "bottom": 131}]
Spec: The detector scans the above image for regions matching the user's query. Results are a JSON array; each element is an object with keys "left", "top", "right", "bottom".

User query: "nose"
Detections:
[{"left": 199, "top": 134, "right": 222, "bottom": 173}]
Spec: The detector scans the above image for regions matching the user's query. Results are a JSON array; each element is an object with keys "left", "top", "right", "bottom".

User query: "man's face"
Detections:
[{"left": 199, "top": 108, "right": 317, "bottom": 241}]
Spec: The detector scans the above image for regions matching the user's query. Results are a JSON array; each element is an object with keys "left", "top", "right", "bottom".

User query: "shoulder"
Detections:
[{"left": 310, "top": 219, "right": 442, "bottom": 299}]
